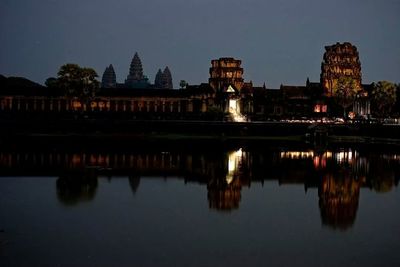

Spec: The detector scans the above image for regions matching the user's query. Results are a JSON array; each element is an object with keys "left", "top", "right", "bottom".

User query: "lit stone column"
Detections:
[
  {"left": 177, "top": 101, "right": 181, "bottom": 113},
  {"left": 188, "top": 100, "right": 193, "bottom": 112},
  {"left": 155, "top": 102, "right": 158, "bottom": 112},
  {"left": 367, "top": 101, "right": 370, "bottom": 115},
  {"left": 201, "top": 100, "right": 207, "bottom": 112},
  {"left": 33, "top": 99, "right": 37, "bottom": 111},
  {"left": 162, "top": 101, "right": 166, "bottom": 112},
  {"left": 17, "top": 98, "right": 20, "bottom": 111},
  {"left": 170, "top": 102, "right": 173, "bottom": 112},
  {"left": 147, "top": 101, "right": 150, "bottom": 112}
]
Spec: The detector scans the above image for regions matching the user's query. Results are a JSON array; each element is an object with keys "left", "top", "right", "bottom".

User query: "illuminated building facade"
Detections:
[
  {"left": 0, "top": 42, "right": 382, "bottom": 120},
  {"left": 209, "top": 58, "right": 244, "bottom": 92},
  {"left": 321, "top": 42, "right": 362, "bottom": 96},
  {"left": 208, "top": 58, "right": 253, "bottom": 120}
]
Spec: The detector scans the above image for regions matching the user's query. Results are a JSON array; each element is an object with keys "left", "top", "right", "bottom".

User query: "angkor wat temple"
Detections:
[
  {"left": 0, "top": 42, "right": 379, "bottom": 120},
  {"left": 102, "top": 52, "right": 173, "bottom": 90}
]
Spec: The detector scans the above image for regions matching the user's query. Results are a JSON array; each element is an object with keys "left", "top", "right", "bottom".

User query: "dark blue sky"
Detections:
[{"left": 0, "top": 0, "right": 399, "bottom": 88}]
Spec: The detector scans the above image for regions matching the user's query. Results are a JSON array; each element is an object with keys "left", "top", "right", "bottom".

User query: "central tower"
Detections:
[{"left": 125, "top": 52, "right": 149, "bottom": 88}]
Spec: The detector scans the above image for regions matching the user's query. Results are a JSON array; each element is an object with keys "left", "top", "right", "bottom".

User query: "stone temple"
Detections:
[
  {"left": 101, "top": 64, "right": 116, "bottom": 88},
  {"left": 155, "top": 67, "right": 173, "bottom": 89},
  {"left": 125, "top": 52, "right": 149, "bottom": 88},
  {"left": 209, "top": 58, "right": 244, "bottom": 92},
  {"left": 1, "top": 42, "right": 382, "bottom": 120},
  {"left": 321, "top": 42, "right": 362, "bottom": 96},
  {"left": 102, "top": 52, "right": 173, "bottom": 90}
]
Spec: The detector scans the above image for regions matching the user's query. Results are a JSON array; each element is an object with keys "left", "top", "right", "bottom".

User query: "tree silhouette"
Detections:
[
  {"left": 371, "top": 81, "right": 397, "bottom": 117},
  {"left": 57, "top": 64, "right": 99, "bottom": 97},
  {"left": 179, "top": 80, "right": 188, "bottom": 89}
]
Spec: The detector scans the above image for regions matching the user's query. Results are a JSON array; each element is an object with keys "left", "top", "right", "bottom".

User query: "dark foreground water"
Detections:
[{"left": 0, "top": 141, "right": 399, "bottom": 266}]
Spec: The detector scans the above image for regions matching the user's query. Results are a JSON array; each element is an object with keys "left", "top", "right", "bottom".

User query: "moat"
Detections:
[{"left": 0, "top": 141, "right": 399, "bottom": 266}]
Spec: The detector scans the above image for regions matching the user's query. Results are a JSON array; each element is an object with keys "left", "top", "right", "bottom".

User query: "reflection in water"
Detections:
[
  {"left": 1, "top": 146, "right": 399, "bottom": 229},
  {"left": 56, "top": 171, "right": 98, "bottom": 206},
  {"left": 319, "top": 174, "right": 361, "bottom": 230},
  {"left": 208, "top": 175, "right": 242, "bottom": 211},
  {"left": 129, "top": 176, "right": 141, "bottom": 194},
  {"left": 207, "top": 149, "right": 245, "bottom": 212}
]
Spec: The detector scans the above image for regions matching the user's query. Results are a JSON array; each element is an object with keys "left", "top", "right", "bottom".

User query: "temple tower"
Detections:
[
  {"left": 154, "top": 69, "right": 163, "bottom": 88},
  {"left": 321, "top": 42, "right": 362, "bottom": 96},
  {"left": 154, "top": 67, "right": 173, "bottom": 89},
  {"left": 101, "top": 64, "right": 116, "bottom": 88},
  {"left": 209, "top": 58, "right": 244, "bottom": 92},
  {"left": 125, "top": 52, "right": 149, "bottom": 88},
  {"left": 161, "top": 66, "right": 173, "bottom": 89}
]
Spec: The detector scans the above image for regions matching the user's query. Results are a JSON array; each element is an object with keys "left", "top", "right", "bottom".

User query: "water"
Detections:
[{"left": 0, "top": 142, "right": 399, "bottom": 266}]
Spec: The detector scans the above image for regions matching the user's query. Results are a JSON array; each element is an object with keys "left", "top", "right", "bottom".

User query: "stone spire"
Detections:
[
  {"left": 125, "top": 52, "right": 149, "bottom": 88},
  {"left": 128, "top": 52, "right": 143, "bottom": 80},
  {"left": 161, "top": 66, "right": 173, "bottom": 89},
  {"left": 154, "top": 69, "right": 163, "bottom": 88},
  {"left": 101, "top": 64, "right": 116, "bottom": 88}
]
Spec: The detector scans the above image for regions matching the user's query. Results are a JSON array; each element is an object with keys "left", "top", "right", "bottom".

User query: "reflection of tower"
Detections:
[
  {"left": 56, "top": 172, "right": 98, "bottom": 206},
  {"left": 207, "top": 149, "right": 246, "bottom": 212},
  {"left": 207, "top": 177, "right": 242, "bottom": 211},
  {"left": 318, "top": 173, "right": 361, "bottom": 230},
  {"left": 129, "top": 176, "right": 141, "bottom": 194}
]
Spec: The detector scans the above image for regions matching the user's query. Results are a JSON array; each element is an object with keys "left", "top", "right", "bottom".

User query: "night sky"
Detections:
[{"left": 0, "top": 0, "right": 399, "bottom": 88}]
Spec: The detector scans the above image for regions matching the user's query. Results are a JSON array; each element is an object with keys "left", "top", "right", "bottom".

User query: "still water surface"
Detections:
[{"left": 0, "top": 143, "right": 399, "bottom": 266}]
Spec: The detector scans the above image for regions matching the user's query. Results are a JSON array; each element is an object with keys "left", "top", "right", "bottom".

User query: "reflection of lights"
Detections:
[
  {"left": 280, "top": 151, "right": 314, "bottom": 159},
  {"left": 336, "top": 152, "right": 344, "bottom": 163},
  {"left": 226, "top": 148, "right": 243, "bottom": 184},
  {"left": 335, "top": 150, "right": 357, "bottom": 164},
  {"left": 72, "top": 101, "right": 82, "bottom": 109},
  {"left": 279, "top": 150, "right": 334, "bottom": 169},
  {"left": 382, "top": 154, "right": 400, "bottom": 161},
  {"left": 226, "top": 175, "right": 234, "bottom": 185}
]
